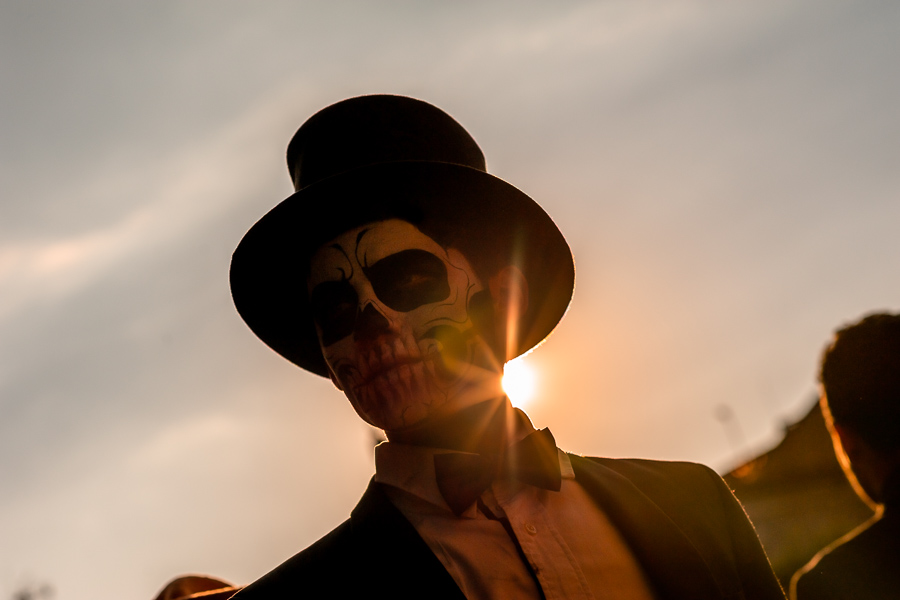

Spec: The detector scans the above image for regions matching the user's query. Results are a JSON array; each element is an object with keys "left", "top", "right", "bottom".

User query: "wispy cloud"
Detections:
[{"left": 0, "top": 84, "right": 304, "bottom": 324}]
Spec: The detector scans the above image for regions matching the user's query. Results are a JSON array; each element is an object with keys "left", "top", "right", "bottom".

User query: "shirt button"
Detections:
[{"left": 524, "top": 523, "right": 537, "bottom": 535}]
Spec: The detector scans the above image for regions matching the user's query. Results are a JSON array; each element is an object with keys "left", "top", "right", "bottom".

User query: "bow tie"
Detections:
[{"left": 433, "top": 428, "right": 562, "bottom": 515}]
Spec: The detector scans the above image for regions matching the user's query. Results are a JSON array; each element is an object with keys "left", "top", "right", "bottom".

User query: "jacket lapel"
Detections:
[
  {"left": 350, "top": 479, "right": 467, "bottom": 600},
  {"left": 570, "top": 456, "right": 725, "bottom": 599}
]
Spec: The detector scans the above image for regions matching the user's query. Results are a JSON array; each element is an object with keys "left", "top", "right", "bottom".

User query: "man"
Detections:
[
  {"left": 791, "top": 313, "right": 900, "bottom": 600},
  {"left": 228, "top": 94, "right": 784, "bottom": 599}
]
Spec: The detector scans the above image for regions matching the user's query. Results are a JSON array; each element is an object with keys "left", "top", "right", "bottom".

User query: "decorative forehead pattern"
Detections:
[{"left": 308, "top": 219, "right": 448, "bottom": 285}]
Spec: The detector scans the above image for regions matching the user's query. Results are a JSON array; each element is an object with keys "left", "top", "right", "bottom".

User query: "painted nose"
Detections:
[{"left": 354, "top": 304, "right": 391, "bottom": 341}]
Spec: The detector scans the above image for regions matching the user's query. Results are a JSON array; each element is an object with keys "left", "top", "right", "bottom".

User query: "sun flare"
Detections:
[{"left": 502, "top": 356, "right": 537, "bottom": 408}]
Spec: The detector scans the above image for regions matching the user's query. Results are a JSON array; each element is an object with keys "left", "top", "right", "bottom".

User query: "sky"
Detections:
[{"left": 2, "top": 1, "right": 899, "bottom": 598}]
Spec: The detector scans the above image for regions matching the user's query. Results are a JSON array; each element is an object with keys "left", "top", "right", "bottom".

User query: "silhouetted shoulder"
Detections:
[
  {"left": 230, "top": 519, "right": 359, "bottom": 598},
  {"left": 577, "top": 456, "right": 730, "bottom": 502},
  {"left": 793, "top": 514, "right": 900, "bottom": 600},
  {"left": 231, "top": 479, "right": 465, "bottom": 599},
  {"left": 571, "top": 455, "right": 786, "bottom": 600}
]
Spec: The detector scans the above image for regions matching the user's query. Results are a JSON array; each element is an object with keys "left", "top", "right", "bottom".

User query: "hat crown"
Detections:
[{"left": 286, "top": 95, "right": 487, "bottom": 191}]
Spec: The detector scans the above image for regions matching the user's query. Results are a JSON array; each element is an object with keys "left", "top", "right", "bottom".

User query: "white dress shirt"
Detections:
[{"left": 374, "top": 431, "right": 658, "bottom": 600}]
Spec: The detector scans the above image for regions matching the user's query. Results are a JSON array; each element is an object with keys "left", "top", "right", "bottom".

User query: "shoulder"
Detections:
[
  {"left": 573, "top": 455, "right": 727, "bottom": 500},
  {"left": 231, "top": 519, "right": 363, "bottom": 598},
  {"left": 574, "top": 454, "right": 736, "bottom": 517},
  {"left": 792, "top": 515, "right": 900, "bottom": 599},
  {"left": 576, "top": 455, "right": 718, "bottom": 477},
  {"left": 231, "top": 479, "right": 462, "bottom": 599},
  {"left": 571, "top": 455, "right": 785, "bottom": 599},
  {"left": 232, "top": 480, "right": 396, "bottom": 598},
  {"left": 569, "top": 454, "right": 750, "bottom": 550}
]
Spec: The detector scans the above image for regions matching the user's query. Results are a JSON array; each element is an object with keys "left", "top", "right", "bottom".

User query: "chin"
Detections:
[
  {"left": 350, "top": 385, "right": 449, "bottom": 432},
  {"left": 341, "top": 349, "right": 503, "bottom": 431}
]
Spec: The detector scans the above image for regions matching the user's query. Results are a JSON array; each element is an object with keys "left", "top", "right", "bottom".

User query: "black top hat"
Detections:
[{"left": 230, "top": 95, "right": 574, "bottom": 377}]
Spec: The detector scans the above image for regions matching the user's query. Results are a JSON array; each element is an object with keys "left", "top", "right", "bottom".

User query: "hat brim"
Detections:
[{"left": 230, "top": 161, "right": 574, "bottom": 377}]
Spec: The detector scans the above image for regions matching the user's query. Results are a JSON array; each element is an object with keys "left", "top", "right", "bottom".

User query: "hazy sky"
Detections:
[{"left": 2, "top": 1, "right": 899, "bottom": 598}]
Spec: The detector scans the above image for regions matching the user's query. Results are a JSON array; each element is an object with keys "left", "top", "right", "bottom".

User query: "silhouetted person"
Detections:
[
  {"left": 227, "top": 95, "right": 784, "bottom": 599},
  {"left": 792, "top": 312, "right": 900, "bottom": 600}
]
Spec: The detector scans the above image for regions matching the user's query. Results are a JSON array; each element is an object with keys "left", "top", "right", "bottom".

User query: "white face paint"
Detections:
[{"left": 307, "top": 219, "right": 501, "bottom": 431}]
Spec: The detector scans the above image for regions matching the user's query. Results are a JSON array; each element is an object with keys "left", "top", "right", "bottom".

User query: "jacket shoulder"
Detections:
[
  {"left": 231, "top": 479, "right": 465, "bottom": 599},
  {"left": 573, "top": 454, "right": 786, "bottom": 600},
  {"left": 574, "top": 455, "right": 750, "bottom": 537},
  {"left": 576, "top": 455, "right": 725, "bottom": 495},
  {"left": 578, "top": 454, "right": 718, "bottom": 475},
  {"left": 792, "top": 516, "right": 900, "bottom": 599},
  {"left": 231, "top": 519, "right": 362, "bottom": 598}
]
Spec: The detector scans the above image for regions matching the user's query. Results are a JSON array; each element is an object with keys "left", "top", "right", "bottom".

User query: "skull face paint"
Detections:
[{"left": 307, "top": 219, "right": 500, "bottom": 431}]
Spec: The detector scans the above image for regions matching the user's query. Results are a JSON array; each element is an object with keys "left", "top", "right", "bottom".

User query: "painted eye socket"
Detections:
[
  {"left": 365, "top": 249, "right": 450, "bottom": 312},
  {"left": 309, "top": 279, "right": 358, "bottom": 346}
]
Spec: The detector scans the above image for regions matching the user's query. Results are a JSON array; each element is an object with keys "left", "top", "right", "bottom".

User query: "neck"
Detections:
[{"left": 385, "top": 396, "right": 531, "bottom": 454}]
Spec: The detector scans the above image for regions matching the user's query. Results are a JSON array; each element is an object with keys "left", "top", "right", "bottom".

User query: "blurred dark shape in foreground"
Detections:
[
  {"left": 10, "top": 583, "right": 53, "bottom": 600},
  {"left": 724, "top": 399, "right": 874, "bottom": 588},
  {"left": 152, "top": 575, "right": 240, "bottom": 600}
]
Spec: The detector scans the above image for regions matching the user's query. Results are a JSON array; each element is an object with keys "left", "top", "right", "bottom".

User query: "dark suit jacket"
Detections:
[
  {"left": 233, "top": 456, "right": 785, "bottom": 599},
  {"left": 791, "top": 512, "right": 899, "bottom": 600},
  {"left": 791, "top": 470, "right": 900, "bottom": 600}
]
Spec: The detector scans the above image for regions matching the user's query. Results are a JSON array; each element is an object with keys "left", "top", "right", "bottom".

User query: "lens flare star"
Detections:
[{"left": 502, "top": 356, "right": 537, "bottom": 408}]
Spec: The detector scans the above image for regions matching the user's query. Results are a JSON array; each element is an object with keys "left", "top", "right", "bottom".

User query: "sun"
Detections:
[{"left": 502, "top": 356, "right": 537, "bottom": 408}]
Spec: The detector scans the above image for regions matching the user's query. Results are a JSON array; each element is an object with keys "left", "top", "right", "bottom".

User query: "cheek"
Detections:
[
  {"left": 406, "top": 305, "right": 442, "bottom": 337},
  {"left": 321, "top": 337, "right": 357, "bottom": 377},
  {"left": 412, "top": 274, "right": 479, "bottom": 332}
]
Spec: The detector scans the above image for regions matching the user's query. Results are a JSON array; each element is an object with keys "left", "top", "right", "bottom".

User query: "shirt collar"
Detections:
[{"left": 374, "top": 429, "right": 574, "bottom": 516}]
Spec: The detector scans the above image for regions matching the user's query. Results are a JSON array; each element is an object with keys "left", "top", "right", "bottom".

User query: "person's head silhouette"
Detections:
[{"left": 819, "top": 312, "right": 900, "bottom": 507}]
